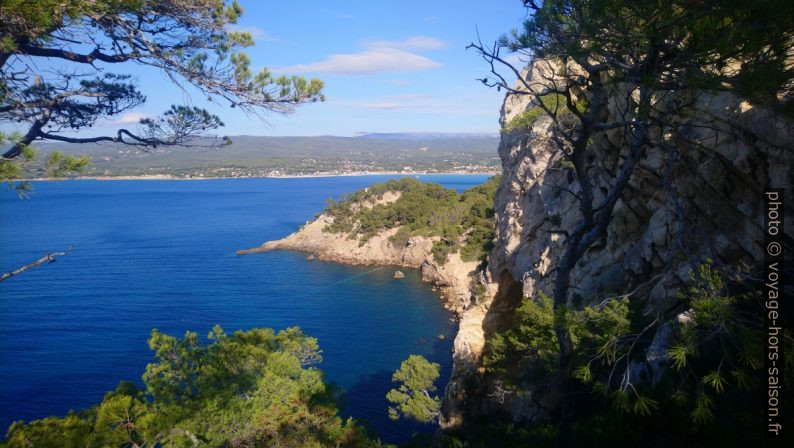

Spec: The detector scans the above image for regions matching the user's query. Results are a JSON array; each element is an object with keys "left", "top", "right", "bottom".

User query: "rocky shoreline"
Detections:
[
  {"left": 237, "top": 192, "right": 493, "bottom": 427},
  {"left": 237, "top": 208, "right": 478, "bottom": 316}
]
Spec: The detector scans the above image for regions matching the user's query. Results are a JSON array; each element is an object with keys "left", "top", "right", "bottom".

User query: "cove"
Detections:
[{"left": 0, "top": 174, "right": 489, "bottom": 443}]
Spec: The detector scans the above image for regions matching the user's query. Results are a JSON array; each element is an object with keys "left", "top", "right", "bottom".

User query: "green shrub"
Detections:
[
  {"left": 386, "top": 355, "right": 441, "bottom": 423},
  {"left": 2, "top": 326, "right": 382, "bottom": 448},
  {"left": 502, "top": 93, "right": 587, "bottom": 133},
  {"left": 432, "top": 240, "right": 453, "bottom": 263},
  {"left": 480, "top": 262, "right": 794, "bottom": 445}
]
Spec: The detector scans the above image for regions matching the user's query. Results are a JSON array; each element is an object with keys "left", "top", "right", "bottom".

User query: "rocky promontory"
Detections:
[
  {"left": 238, "top": 177, "right": 502, "bottom": 427},
  {"left": 237, "top": 186, "right": 485, "bottom": 315}
]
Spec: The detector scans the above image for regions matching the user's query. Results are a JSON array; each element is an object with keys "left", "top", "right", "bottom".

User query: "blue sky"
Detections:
[{"left": 6, "top": 1, "right": 531, "bottom": 137}]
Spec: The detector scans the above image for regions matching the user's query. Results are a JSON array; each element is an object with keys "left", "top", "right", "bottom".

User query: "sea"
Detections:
[{"left": 0, "top": 174, "right": 491, "bottom": 444}]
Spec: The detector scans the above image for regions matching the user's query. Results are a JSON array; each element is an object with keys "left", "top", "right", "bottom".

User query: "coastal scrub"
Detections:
[{"left": 323, "top": 176, "right": 500, "bottom": 263}]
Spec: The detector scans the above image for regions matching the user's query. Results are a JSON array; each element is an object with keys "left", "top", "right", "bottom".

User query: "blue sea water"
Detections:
[{"left": 0, "top": 174, "right": 490, "bottom": 443}]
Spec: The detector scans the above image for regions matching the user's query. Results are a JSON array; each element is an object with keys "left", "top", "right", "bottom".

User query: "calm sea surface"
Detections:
[{"left": 0, "top": 174, "right": 490, "bottom": 443}]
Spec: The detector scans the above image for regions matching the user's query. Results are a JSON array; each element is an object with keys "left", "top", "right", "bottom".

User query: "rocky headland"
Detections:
[
  {"left": 238, "top": 217, "right": 478, "bottom": 316},
  {"left": 237, "top": 188, "right": 483, "bottom": 316},
  {"left": 237, "top": 177, "right": 503, "bottom": 429}
]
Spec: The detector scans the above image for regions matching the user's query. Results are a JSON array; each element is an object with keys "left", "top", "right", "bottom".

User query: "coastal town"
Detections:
[{"left": 32, "top": 134, "right": 501, "bottom": 179}]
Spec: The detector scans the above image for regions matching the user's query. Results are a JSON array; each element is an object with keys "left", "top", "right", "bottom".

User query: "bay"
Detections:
[{"left": 0, "top": 174, "right": 490, "bottom": 443}]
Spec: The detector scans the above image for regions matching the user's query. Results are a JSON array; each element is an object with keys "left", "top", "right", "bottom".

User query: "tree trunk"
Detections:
[
  {"left": 553, "top": 240, "right": 579, "bottom": 447},
  {"left": 2, "top": 107, "right": 51, "bottom": 159},
  {"left": 555, "top": 319, "right": 576, "bottom": 446}
]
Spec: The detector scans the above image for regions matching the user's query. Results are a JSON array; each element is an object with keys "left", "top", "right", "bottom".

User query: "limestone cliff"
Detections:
[{"left": 441, "top": 61, "right": 793, "bottom": 425}]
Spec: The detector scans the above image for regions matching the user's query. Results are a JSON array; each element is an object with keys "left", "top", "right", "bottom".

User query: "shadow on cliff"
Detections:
[
  {"left": 454, "top": 86, "right": 794, "bottom": 439},
  {"left": 473, "top": 269, "right": 526, "bottom": 419}
]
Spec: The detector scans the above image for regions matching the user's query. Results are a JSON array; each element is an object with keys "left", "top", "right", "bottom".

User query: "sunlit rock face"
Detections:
[{"left": 441, "top": 59, "right": 793, "bottom": 425}]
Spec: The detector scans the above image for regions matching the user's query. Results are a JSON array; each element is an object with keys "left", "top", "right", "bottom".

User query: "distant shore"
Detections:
[{"left": 23, "top": 171, "right": 500, "bottom": 182}]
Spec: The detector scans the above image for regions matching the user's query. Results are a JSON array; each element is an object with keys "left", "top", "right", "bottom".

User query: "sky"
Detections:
[{"left": 4, "top": 1, "right": 532, "bottom": 138}]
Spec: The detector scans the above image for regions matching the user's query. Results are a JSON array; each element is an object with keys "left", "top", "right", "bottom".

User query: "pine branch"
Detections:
[{"left": 0, "top": 251, "right": 68, "bottom": 282}]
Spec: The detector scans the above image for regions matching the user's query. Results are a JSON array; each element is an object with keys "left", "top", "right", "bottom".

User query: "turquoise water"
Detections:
[{"left": 0, "top": 174, "right": 489, "bottom": 443}]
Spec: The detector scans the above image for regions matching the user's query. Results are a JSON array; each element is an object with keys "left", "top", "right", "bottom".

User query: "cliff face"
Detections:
[{"left": 442, "top": 61, "right": 793, "bottom": 424}]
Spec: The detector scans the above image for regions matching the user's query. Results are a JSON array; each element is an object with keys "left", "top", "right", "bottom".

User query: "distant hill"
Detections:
[
  {"left": 32, "top": 134, "right": 501, "bottom": 178},
  {"left": 352, "top": 132, "right": 500, "bottom": 140}
]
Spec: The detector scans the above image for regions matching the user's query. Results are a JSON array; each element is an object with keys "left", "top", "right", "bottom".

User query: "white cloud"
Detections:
[
  {"left": 104, "top": 112, "right": 155, "bottom": 126},
  {"left": 225, "top": 25, "right": 279, "bottom": 42},
  {"left": 281, "top": 37, "right": 445, "bottom": 75},
  {"left": 356, "top": 102, "right": 407, "bottom": 110}
]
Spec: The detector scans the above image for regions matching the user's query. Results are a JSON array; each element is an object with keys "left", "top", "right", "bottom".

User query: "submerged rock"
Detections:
[{"left": 393, "top": 270, "right": 405, "bottom": 279}]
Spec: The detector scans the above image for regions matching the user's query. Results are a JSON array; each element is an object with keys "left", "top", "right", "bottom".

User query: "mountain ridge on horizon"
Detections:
[
  {"left": 27, "top": 133, "right": 501, "bottom": 178},
  {"left": 351, "top": 131, "right": 500, "bottom": 139}
]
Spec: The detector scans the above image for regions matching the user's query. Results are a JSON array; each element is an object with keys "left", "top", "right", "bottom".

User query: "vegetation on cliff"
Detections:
[
  {"left": 467, "top": 0, "right": 794, "bottom": 445},
  {"left": 2, "top": 327, "right": 382, "bottom": 448},
  {"left": 502, "top": 93, "right": 585, "bottom": 133},
  {"left": 473, "top": 263, "right": 793, "bottom": 446},
  {"left": 324, "top": 176, "right": 500, "bottom": 263}
]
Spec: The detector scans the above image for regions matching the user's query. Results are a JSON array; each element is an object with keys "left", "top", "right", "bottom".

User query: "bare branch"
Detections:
[{"left": 0, "top": 251, "right": 68, "bottom": 282}]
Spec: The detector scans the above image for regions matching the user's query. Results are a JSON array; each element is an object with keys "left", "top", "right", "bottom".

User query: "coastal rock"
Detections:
[
  {"left": 306, "top": 254, "right": 315, "bottom": 260},
  {"left": 393, "top": 270, "right": 405, "bottom": 279},
  {"left": 442, "top": 58, "right": 794, "bottom": 426},
  {"left": 238, "top": 194, "right": 477, "bottom": 314}
]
